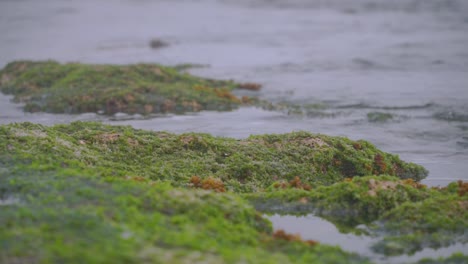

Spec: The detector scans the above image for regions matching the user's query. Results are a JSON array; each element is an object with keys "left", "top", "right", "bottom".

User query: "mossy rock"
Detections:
[
  {"left": 1, "top": 122, "right": 465, "bottom": 262},
  {"left": 246, "top": 176, "right": 433, "bottom": 227},
  {"left": 0, "top": 166, "right": 371, "bottom": 264},
  {"left": 0, "top": 60, "right": 254, "bottom": 115},
  {"left": 0, "top": 121, "right": 427, "bottom": 193},
  {"left": 370, "top": 181, "right": 468, "bottom": 256},
  {"left": 247, "top": 176, "right": 468, "bottom": 256},
  {"left": 0, "top": 123, "right": 374, "bottom": 263}
]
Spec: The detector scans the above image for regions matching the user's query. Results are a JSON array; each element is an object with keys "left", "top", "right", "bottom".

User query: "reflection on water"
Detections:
[
  {"left": 267, "top": 214, "right": 377, "bottom": 255},
  {"left": 267, "top": 214, "right": 468, "bottom": 264},
  {"left": 0, "top": 0, "right": 468, "bottom": 187}
]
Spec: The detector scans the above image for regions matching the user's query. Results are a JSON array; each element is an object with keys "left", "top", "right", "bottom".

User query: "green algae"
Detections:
[
  {"left": 0, "top": 60, "right": 254, "bottom": 115},
  {"left": 367, "top": 112, "right": 394, "bottom": 123},
  {"left": 370, "top": 185, "right": 468, "bottom": 256},
  {"left": 0, "top": 122, "right": 427, "bottom": 194},
  {"left": 416, "top": 253, "right": 468, "bottom": 264},
  {"left": 0, "top": 166, "right": 372, "bottom": 264},
  {"left": 259, "top": 100, "right": 336, "bottom": 118},
  {"left": 246, "top": 176, "right": 434, "bottom": 229}
]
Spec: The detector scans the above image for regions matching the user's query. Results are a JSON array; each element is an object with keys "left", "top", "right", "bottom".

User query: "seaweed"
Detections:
[
  {"left": 370, "top": 186, "right": 468, "bottom": 256},
  {"left": 3, "top": 121, "right": 457, "bottom": 262},
  {"left": 0, "top": 131, "right": 371, "bottom": 263},
  {"left": 247, "top": 177, "right": 468, "bottom": 256},
  {"left": 0, "top": 122, "right": 428, "bottom": 194},
  {"left": 272, "top": 229, "right": 319, "bottom": 246},
  {"left": 0, "top": 60, "right": 256, "bottom": 115},
  {"left": 247, "top": 176, "right": 436, "bottom": 228}
]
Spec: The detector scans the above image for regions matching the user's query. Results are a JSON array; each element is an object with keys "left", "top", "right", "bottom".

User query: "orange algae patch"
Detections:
[
  {"left": 214, "top": 88, "right": 241, "bottom": 103},
  {"left": 238, "top": 82, "right": 262, "bottom": 91},
  {"left": 201, "top": 178, "right": 226, "bottom": 192},
  {"left": 125, "top": 176, "right": 147, "bottom": 182},
  {"left": 193, "top": 85, "right": 210, "bottom": 91},
  {"left": 194, "top": 85, "right": 241, "bottom": 103},
  {"left": 401, "top": 178, "right": 426, "bottom": 189},
  {"left": 373, "top": 153, "right": 387, "bottom": 174},
  {"left": 189, "top": 175, "right": 202, "bottom": 188},
  {"left": 272, "top": 229, "right": 318, "bottom": 246},
  {"left": 352, "top": 142, "right": 362, "bottom": 150},
  {"left": 273, "top": 176, "right": 312, "bottom": 191},
  {"left": 289, "top": 176, "right": 312, "bottom": 191},
  {"left": 189, "top": 176, "right": 226, "bottom": 192},
  {"left": 179, "top": 135, "right": 197, "bottom": 145},
  {"left": 457, "top": 180, "right": 468, "bottom": 197}
]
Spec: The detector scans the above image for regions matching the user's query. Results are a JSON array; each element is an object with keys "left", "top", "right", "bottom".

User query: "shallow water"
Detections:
[
  {"left": 1, "top": 0, "right": 468, "bottom": 188},
  {"left": 267, "top": 214, "right": 468, "bottom": 264}
]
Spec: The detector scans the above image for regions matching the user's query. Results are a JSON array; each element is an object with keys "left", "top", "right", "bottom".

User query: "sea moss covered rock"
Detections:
[
  {"left": 246, "top": 176, "right": 435, "bottom": 228},
  {"left": 247, "top": 176, "right": 468, "bottom": 257},
  {"left": 370, "top": 182, "right": 468, "bottom": 256},
  {"left": 0, "top": 123, "right": 373, "bottom": 263},
  {"left": 0, "top": 60, "right": 254, "bottom": 115},
  {"left": 0, "top": 122, "right": 427, "bottom": 193},
  {"left": 0, "top": 166, "right": 370, "bottom": 264},
  {"left": 1, "top": 122, "right": 464, "bottom": 262}
]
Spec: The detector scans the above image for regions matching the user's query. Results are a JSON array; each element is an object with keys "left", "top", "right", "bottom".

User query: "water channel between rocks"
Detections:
[{"left": 266, "top": 214, "right": 468, "bottom": 264}]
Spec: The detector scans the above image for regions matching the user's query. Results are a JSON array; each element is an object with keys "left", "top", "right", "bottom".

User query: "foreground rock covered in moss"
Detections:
[
  {"left": 0, "top": 167, "right": 371, "bottom": 264},
  {"left": 0, "top": 60, "right": 256, "bottom": 115},
  {"left": 1, "top": 122, "right": 465, "bottom": 263}
]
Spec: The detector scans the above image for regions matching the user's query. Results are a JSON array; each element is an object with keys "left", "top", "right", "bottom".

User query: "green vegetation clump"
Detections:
[
  {"left": 0, "top": 167, "right": 370, "bottom": 264},
  {"left": 0, "top": 122, "right": 427, "bottom": 193},
  {"left": 416, "top": 253, "right": 468, "bottom": 264},
  {"left": 247, "top": 176, "right": 468, "bottom": 256},
  {"left": 370, "top": 181, "right": 468, "bottom": 256},
  {"left": 367, "top": 112, "right": 394, "bottom": 123},
  {"left": 247, "top": 176, "right": 433, "bottom": 227},
  {"left": 0, "top": 60, "right": 254, "bottom": 115}
]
